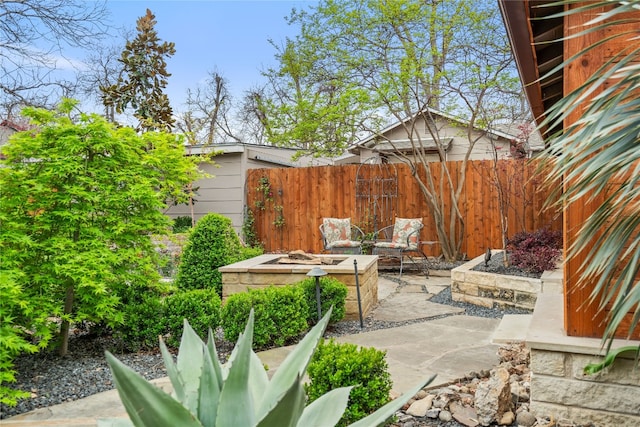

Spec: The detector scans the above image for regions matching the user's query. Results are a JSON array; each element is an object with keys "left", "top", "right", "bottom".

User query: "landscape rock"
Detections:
[
  {"left": 425, "top": 408, "right": 440, "bottom": 419},
  {"left": 498, "top": 410, "right": 515, "bottom": 425},
  {"left": 451, "top": 402, "right": 479, "bottom": 427},
  {"left": 474, "top": 367, "right": 512, "bottom": 426},
  {"left": 406, "top": 394, "right": 434, "bottom": 417},
  {"left": 515, "top": 410, "right": 537, "bottom": 427},
  {"left": 438, "top": 409, "right": 452, "bottom": 422}
]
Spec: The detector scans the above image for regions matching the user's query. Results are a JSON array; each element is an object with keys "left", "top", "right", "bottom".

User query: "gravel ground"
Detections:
[{"left": 1, "top": 265, "right": 532, "bottom": 422}]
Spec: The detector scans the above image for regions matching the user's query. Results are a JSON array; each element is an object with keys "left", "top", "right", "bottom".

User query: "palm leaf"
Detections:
[{"left": 540, "top": 0, "right": 640, "bottom": 351}]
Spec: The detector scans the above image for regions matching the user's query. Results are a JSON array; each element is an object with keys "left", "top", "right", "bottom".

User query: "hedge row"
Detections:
[{"left": 118, "top": 276, "right": 348, "bottom": 351}]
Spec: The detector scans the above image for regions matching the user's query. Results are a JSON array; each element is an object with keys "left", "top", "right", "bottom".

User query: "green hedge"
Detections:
[
  {"left": 221, "top": 285, "right": 308, "bottom": 349},
  {"left": 305, "top": 339, "right": 393, "bottom": 426},
  {"left": 164, "top": 288, "right": 222, "bottom": 347},
  {"left": 117, "top": 293, "right": 166, "bottom": 351},
  {"left": 298, "top": 276, "right": 348, "bottom": 325}
]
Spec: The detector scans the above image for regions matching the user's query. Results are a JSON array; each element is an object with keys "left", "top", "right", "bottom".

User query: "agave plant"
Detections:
[{"left": 99, "top": 308, "right": 435, "bottom": 426}]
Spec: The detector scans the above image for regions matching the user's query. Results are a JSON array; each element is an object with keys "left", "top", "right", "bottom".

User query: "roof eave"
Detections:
[{"left": 498, "top": 0, "right": 548, "bottom": 133}]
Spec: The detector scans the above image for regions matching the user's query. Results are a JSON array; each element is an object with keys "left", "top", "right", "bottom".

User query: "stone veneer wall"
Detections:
[
  {"left": 220, "top": 254, "right": 378, "bottom": 320},
  {"left": 528, "top": 294, "right": 640, "bottom": 426},
  {"left": 450, "top": 251, "right": 546, "bottom": 310}
]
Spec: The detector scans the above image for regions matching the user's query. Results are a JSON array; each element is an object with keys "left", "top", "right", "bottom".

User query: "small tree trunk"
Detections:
[{"left": 59, "top": 284, "right": 74, "bottom": 356}]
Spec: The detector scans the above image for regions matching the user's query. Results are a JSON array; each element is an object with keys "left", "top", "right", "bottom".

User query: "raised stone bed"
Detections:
[
  {"left": 451, "top": 251, "right": 558, "bottom": 310},
  {"left": 219, "top": 254, "right": 378, "bottom": 320}
]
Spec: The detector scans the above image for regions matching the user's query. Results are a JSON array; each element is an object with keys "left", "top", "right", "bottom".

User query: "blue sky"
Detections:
[{"left": 101, "top": 0, "right": 315, "bottom": 112}]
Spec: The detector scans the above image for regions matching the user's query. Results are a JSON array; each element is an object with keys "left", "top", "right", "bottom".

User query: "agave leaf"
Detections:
[
  {"left": 105, "top": 352, "right": 203, "bottom": 427},
  {"left": 198, "top": 345, "right": 220, "bottom": 427},
  {"left": 159, "top": 336, "right": 186, "bottom": 404},
  {"left": 206, "top": 328, "right": 224, "bottom": 387},
  {"left": 215, "top": 310, "right": 256, "bottom": 426},
  {"left": 348, "top": 374, "right": 436, "bottom": 427},
  {"left": 258, "top": 307, "right": 332, "bottom": 417},
  {"left": 177, "top": 320, "right": 206, "bottom": 414},
  {"left": 255, "top": 374, "right": 307, "bottom": 427},
  {"left": 296, "top": 386, "right": 352, "bottom": 427},
  {"left": 97, "top": 417, "right": 134, "bottom": 427},
  {"left": 248, "top": 348, "right": 270, "bottom": 409}
]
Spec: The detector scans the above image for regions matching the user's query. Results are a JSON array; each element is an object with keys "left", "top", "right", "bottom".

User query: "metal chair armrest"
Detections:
[{"left": 351, "top": 224, "right": 365, "bottom": 242}]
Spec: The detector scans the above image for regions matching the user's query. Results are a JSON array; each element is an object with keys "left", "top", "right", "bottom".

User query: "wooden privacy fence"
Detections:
[{"left": 245, "top": 159, "right": 561, "bottom": 259}]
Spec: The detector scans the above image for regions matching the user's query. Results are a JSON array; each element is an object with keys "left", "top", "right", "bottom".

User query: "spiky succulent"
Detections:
[{"left": 99, "top": 308, "right": 434, "bottom": 427}]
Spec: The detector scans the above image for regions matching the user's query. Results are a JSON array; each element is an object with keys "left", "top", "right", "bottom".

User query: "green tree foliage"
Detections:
[
  {"left": 176, "top": 213, "right": 243, "bottom": 296},
  {"left": 261, "top": 0, "right": 523, "bottom": 260},
  {"left": 101, "top": 9, "right": 175, "bottom": 131},
  {"left": 0, "top": 99, "right": 199, "bottom": 366}
]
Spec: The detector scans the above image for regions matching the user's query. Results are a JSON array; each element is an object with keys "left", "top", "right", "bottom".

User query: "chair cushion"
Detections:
[
  {"left": 392, "top": 218, "right": 423, "bottom": 250},
  {"left": 373, "top": 241, "right": 408, "bottom": 249},
  {"left": 327, "top": 239, "right": 362, "bottom": 248},
  {"left": 322, "top": 218, "right": 352, "bottom": 244}
]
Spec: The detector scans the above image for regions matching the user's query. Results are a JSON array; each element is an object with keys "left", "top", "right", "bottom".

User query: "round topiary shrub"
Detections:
[
  {"left": 298, "top": 276, "right": 348, "bottom": 325},
  {"left": 176, "top": 213, "right": 243, "bottom": 296},
  {"left": 305, "top": 339, "right": 393, "bottom": 426},
  {"left": 164, "top": 288, "right": 222, "bottom": 348}
]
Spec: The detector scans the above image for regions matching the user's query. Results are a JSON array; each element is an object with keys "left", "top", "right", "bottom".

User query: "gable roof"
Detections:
[{"left": 351, "top": 107, "right": 520, "bottom": 152}]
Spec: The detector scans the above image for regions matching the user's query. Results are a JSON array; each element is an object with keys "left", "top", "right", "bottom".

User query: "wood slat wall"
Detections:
[
  {"left": 246, "top": 159, "right": 561, "bottom": 259},
  {"left": 562, "top": 3, "right": 640, "bottom": 339}
]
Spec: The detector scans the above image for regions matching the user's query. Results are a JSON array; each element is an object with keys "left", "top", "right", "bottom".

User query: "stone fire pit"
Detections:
[{"left": 219, "top": 253, "right": 379, "bottom": 320}]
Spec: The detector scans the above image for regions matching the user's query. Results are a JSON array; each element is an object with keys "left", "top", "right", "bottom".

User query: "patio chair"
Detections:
[
  {"left": 372, "top": 217, "right": 430, "bottom": 278},
  {"left": 319, "top": 217, "right": 365, "bottom": 254}
]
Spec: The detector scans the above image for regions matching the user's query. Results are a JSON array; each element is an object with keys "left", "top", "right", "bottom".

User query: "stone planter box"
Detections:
[
  {"left": 451, "top": 251, "right": 559, "bottom": 310},
  {"left": 220, "top": 254, "right": 378, "bottom": 320},
  {"left": 528, "top": 293, "right": 640, "bottom": 425}
]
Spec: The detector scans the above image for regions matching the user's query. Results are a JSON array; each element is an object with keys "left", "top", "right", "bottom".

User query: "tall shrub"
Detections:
[
  {"left": 0, "top": 99, "right": 198, "bottom": 362},
  {"left": 176, "top": 213, "right": 242, "bottom": 296}
]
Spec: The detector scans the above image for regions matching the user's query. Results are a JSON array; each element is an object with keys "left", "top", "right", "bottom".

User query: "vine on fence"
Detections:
[{"left": 254, "top": 176, "right": 285, "bottom": 228}]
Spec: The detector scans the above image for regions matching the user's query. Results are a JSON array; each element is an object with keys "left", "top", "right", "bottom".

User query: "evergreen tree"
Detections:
[{"left": 101, "top": 9, "right": 175, "bottom": 131}]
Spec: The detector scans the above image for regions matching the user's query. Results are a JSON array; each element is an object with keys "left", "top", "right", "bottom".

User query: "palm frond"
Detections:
[{"left": 540, "top": 0, "right": 640, "bottom": 348}]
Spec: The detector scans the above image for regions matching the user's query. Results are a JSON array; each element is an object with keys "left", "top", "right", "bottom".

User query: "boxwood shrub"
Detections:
[
  {"left": 221, "top": 285, "right": 308, "bottom": 349},
  {"left": 117, "top": 292, "right": 166, "bottom": 351},
  {"left": 176, "top": 213, "right": 243, "bottom": 296},
  {"left": 305, "top": 339, "right": 393, "bottom": 426},
  {"left": 164, "top": 288, "right": 222, "bottom": 348},
  {"left": 298, "top": 276, "right": 348, "bottom": 325}
]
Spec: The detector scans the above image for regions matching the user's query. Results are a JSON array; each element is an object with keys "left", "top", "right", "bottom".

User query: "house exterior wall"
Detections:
[
  {"left": 359, "top": 117, "right": 512, "bottom": 163},
  {"left": 164, "top": 153, "right": 245, "bottom": 230},
  {"left": 164, "top": 144, "right": 325, "bottom": 236}
]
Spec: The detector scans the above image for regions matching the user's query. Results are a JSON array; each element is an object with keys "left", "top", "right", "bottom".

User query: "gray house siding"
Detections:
[{"left": 164, "top": 143, "right": 332, "bottom": 237}]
